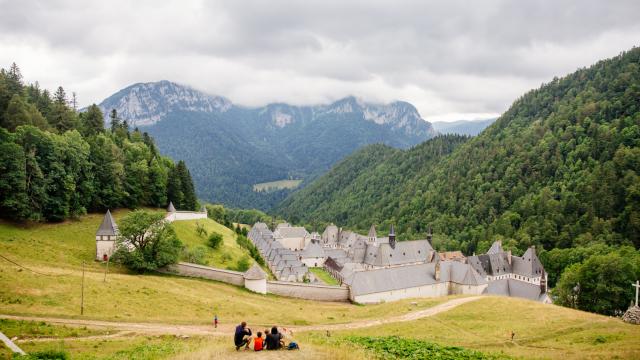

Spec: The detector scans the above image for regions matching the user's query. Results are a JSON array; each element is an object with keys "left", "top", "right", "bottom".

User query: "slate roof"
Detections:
[
  {"left": 363, "top": 240, "right": 433, "bottom": 267},
  {"left": 468, "top": 252, "right": 512, "bottom": 277},
  {"left": 167, "top": 202, "right": 176, "bottom": 212},
  {"left": 96, "top": 210, "right": 118, "bottom": 236},
  {"left": 349, "top": 263, "right": 437, "bottom": 296},
  {"left": 439, "top": 261, "right": 486, "bottom": 286},
  {"left": 274, "top": 226, "right": 309, "bottom": 239},
  {"left": 244, "top": 263, "right": 267, "bottom": 280},
  {"left": 487, "top": 240, "right": 503, "bottom": 254},
  {"left": 512, "top": 247, "right": 544, "bottom": 278},
  {"left": 302, "top": 240, "right": 325, "bottom": 258}
]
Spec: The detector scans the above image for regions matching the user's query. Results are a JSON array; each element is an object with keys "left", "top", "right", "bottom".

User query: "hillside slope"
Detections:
[
  {"left": 277, "top": 48, "right": 640, "bottom": 253},
  {"left": 276, "top": 135, "right": 468, "bottom": 231},
  {"left": 96, "top": 84, "right": 436, "bottom": 209}
]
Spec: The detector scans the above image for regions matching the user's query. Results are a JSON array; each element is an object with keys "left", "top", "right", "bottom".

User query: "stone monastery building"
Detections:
[{"left": 249, "top": 222, "right": 551, "bottom": 304}]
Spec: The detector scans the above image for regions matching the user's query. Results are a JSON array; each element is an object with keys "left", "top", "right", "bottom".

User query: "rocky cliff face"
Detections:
[
  {"left": 97, "top": 80, "right": 231, "bottom": 126},
  {"left": 96, "top": 81, "right": 435, "bottom": 137}
]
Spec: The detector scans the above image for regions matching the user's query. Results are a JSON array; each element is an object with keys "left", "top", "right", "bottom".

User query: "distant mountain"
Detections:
[
  {"left": 432, "top": 118, "right": 496, "bottom": 136},
  {"left": 95, "top": 83, "right": 436, "bottom": 209},
  {"left": 277, "top": 48, "right": 640, "bottom": 254}
]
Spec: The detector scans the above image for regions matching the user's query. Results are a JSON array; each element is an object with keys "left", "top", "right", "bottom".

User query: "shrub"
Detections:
[
  {"left": 182, "top": 245, "right": 207, "bottom": 265},
  {"left": 235, "top": 256, "right": 251, "bottom": 272},
  {"left": 112, "top": 210, "right": 183, "bottom": 272},
  {"left": 195, "top": 222, "right": 207, "bottom": 238},
  {"left": 208, "top": 232, "right": 223, "bottom": 249}
]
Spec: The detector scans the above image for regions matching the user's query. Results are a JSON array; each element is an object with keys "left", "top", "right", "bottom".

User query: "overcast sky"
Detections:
[{"left": 0, "top": 1, "right": 638, "bottom": 122}]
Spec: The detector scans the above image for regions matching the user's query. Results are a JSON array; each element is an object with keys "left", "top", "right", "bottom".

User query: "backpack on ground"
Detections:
[{"left": 287, "top": 341, "right": 299, "bottom": 350}]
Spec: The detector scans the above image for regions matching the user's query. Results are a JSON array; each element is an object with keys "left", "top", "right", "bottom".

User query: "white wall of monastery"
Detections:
[
  {"left": 301, "top": 257, "right": 325, "bottom": 268},
  {"left": 244, "top": 278, "right": 267, "bottom": 294},
  {"left": 352, "top": 282, "right": 450, "bottom": 304},
  {"left": 165, "top": 211, "right": 207, "bottom": 222}
]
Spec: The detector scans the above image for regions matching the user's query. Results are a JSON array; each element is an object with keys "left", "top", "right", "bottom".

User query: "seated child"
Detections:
[{"left": 254, "top": 331, "right": 264, "bottom": 351}]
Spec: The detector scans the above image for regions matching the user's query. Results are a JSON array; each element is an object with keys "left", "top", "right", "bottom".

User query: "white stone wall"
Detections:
[
  {"left": 301, "top": 257, "right": 325, "bottom": 268},
  {"left": 449, "top": 282, "right": 488, "bottom": 295},
  {"left": 267, "top": 281, "right": 350, "bottom": 301},
  {"left": 95, "top": 236, "right": 116, "bottom": 261},
  {"left": 352, "top": 283, "right": 450, "bottom": 304},
  {"left": 161, "top": 262, "right": 245, "bottom": 286},
  {"left": 165, "top": 211, "right": 207, "bottom": 222},
  {"left": 352, "top": 282, "right": 489, "bottom": 304},
  {"left": 245, "top": 278, "right": 267, "bottom": 294}
]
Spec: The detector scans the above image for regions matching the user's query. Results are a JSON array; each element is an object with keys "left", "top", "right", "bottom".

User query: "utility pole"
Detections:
[
  {"left": 81, "top": 261, "right": 85, "bottom": 315},
  {"left": 103, "top": 256, "right": 109, "bottom": 282}
]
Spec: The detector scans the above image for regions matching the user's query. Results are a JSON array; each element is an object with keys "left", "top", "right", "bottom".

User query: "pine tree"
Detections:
[
  {"left": 82, "top": 104, "right": 104, "bottom": 136},
  {"left": 148, "top": 157, "right": 168, "bottom": 207},
  {"left": 166, "top": 164, "right": 184, "bottom": 209},
  {"left": 2, "top": 94, "right": 31, "bottom": 131},
  {"left": 109, "top": 109, "right": 120, "bottom": 132},
  {"left": 176, "top": 160, "right": 197, "bottom": 211},
  {"left": 54, "top": 86, "right": 67, "bottom": 105}
]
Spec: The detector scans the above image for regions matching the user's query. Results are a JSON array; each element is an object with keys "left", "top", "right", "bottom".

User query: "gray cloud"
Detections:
[{"left": 0, "top": 0, "right": 638, "bottom": 121}]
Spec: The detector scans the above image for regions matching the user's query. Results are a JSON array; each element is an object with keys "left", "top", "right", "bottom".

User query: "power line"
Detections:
[{"left": 0, "top": 253, "right": 75, "bottom": 277}]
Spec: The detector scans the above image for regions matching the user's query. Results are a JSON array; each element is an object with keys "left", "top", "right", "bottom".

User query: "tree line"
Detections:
[{"left": 0, "top": 63, "right": 197, "bottom": 221}]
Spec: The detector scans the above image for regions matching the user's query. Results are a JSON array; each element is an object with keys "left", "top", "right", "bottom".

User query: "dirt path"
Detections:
[{"left": 0, "top": 296, "right": 481, "bottom": 338}]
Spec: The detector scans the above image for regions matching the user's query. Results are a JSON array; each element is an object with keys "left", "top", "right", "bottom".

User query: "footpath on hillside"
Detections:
[{"left": 0, "top": 296, "right": 481, "bottom": 338}]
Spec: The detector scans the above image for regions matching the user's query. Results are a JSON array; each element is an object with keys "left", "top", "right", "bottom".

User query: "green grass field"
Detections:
[
  {"left": 172, "top": 218, "right": 250, "bottom": 270},
  {"left": 309, "top": 267, "right": 339, "bottom": 286},
  {"left": 252, "top": 179, "right": 302, "bottom": 192},
  {"left": 299, "top": 296, "right": 640, "bottom": 359}
]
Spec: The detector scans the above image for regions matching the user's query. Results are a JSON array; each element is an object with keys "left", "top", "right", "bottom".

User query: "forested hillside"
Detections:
[
  {"left": 0, "top": 64, "right": 197, "bottom": 221},
  {"left": 276, "top": 135, "right": 468, "bottom": 230},
  {"left": 277, "top": 48, "right": 640, "bottom": 254}
]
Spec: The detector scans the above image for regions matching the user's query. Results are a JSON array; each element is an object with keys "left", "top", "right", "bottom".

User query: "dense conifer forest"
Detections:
[{"left": 0, "top": 63, "right": 197, "bottom": 222}]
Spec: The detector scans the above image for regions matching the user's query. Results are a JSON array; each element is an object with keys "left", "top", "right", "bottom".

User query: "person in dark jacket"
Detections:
[
  {"left": 234, "top": 321, "right": 252, "bottom": 351},
  {"left": 265, "top": 326, "right": 284, "bottom": 350}
]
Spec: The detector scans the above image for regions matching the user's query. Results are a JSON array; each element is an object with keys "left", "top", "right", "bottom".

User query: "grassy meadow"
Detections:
[
  {"left": 298, "top": 296, "right": 640, "bottom": 360},
  {"left": 172, "top": 218, "right": 251, "bottom": 270}
]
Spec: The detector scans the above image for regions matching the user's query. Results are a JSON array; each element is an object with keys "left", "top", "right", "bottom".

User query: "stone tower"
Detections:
[
  {"left": 95, "top": 210, "right": 118, "bottom": 261},
  {"left": 368, "top": 224, "right": 377, "bottom": 244}
]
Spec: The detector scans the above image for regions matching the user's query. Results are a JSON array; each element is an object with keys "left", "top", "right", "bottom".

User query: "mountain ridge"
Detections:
[{"left": 93, "top": 81, "right": 436, "bottom": 209}]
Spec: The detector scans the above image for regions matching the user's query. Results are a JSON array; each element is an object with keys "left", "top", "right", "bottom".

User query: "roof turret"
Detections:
[{"left": 96, "top": 210, "right": 118, "bottom": 236}]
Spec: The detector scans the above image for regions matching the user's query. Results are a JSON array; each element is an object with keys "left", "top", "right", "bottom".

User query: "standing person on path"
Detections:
[
  {"left": 234, "top": 321, "right": 252, "bottom": 351},
  {"left": 214, "top": 314, "right": 218, "bottom": 329}
]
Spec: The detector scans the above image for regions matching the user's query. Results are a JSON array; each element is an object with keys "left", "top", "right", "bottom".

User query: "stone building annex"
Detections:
[{"left": 248, "top": 222, "right": 552, "bottom": 304}]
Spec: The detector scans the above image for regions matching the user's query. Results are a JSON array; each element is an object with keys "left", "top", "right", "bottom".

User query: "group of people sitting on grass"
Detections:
[{"left": 234, "top": 321, "right": 298, "bottom": 351}]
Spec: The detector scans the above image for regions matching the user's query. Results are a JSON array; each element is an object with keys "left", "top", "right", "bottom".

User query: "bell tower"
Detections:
[{"left": 368, "top": 224, "right": 377, "bottom": 244}]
